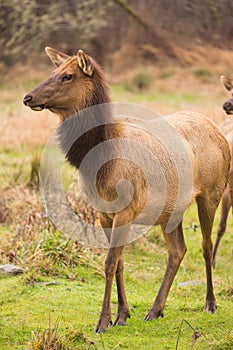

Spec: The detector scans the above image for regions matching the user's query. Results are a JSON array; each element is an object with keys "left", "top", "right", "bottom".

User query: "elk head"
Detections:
[
  {"left": 23, "top": 47, "right": 110, "bottom": 122},
  {"left": 220, "top": 75, "right": 233, "bottom": 115}
]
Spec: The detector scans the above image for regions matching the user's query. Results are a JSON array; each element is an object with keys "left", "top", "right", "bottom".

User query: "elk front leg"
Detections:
[
  {"left": 95, "top": 246, "right": 124, "bottom": 333},
  {"left": 99, "top": 214, "right": 130, "bottom": 328},
  {"left": 144, "top": 222, "right": 187, "bottom": 321},
  {"left": 95, "top": 216, "right": 130, "bottom": 333}
]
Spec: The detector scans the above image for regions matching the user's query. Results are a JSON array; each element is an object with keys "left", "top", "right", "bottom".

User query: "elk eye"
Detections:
[{"left": 63, "top": 74, "right": 73, "bottom": 81}]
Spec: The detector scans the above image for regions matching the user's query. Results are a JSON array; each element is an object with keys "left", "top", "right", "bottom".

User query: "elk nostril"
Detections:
[
  {"left": 23, "top": 95, "right": 33, "bottom": 106},
  {"left": 223, "top": 101, "right": 232, "bottom": 111}
]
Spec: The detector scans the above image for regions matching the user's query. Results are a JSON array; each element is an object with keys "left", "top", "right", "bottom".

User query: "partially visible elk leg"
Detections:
[
  {"left": 144, "top": 222, "right": 187, "bottom": 320},
  {"left": 95, "top": 246, "right": 124, "bottom": 333},
  {"left": 100, "top": 214, "right": 112, "bottom": 244},
  {"left": 113, "top": 253, "right": 130, "bottom": 326},
  {"left": 213, "top": 187, "right": 231, "bottom": 267},
  {"left": 197, "top": 196, "right": 218, "bottom": 313},
  {"left": 95, "top": 216, "right": 130, "bottom": 333},
  {"left": 99, "top": 214, "right": 130, "bottom": 328}
]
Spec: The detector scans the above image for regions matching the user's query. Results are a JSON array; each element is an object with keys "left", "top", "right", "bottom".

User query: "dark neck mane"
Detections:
[{"left": 57, "top": 61, "right": 122, "bottom": 170}]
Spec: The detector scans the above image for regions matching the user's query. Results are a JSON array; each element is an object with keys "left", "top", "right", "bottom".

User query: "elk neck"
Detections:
[{"left": 57, "top": 67, "right": 123, "bottom": 170}]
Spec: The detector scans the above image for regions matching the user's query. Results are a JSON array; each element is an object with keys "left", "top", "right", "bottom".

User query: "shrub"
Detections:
[{"left": 131, "top": 70, "right": 152, "bottom": 91}]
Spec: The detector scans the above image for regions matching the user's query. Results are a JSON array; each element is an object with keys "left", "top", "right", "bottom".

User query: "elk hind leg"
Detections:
[
  {"left": 144, "top": 222, "right": 187, "bottom": 321},
  {"left": 113, "top": 254, "right": 130, "bottom": 326},
  {"left": 197, "top": 196, "right": 217, "bottom": 313}
]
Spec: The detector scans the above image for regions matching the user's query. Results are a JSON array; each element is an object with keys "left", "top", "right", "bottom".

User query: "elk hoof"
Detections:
[
  {"left": 113, "top": 312, "right": 130, "bottom": 326},
  {"left": 144, "top": 309, "right": 164, "bottom": 321},
  {"left": 94, "top": 318, "right": 112, "bottom": 333},
  {"left": 94, "top": 326, "right": 108, "bottom": 333},
  {"left": 206, "top": 300, "right": 217, "bottom": 314}
]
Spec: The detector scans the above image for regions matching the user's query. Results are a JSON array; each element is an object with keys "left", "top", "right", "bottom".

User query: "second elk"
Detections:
[{"left": 213, "top": 76, "right": 233, "bottom": 266}]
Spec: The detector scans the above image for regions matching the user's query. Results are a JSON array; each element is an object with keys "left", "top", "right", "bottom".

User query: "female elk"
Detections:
[
  {"left": 24, "top": 48, "right": 230, "bottom": 332},
  {"left": 212, "top": 75, "right": 233, "bottom": 266}
]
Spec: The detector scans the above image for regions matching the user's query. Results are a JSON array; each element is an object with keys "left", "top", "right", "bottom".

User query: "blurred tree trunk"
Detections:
[{"left": 113, "top": 0, "right": 177, "bottom": 58}]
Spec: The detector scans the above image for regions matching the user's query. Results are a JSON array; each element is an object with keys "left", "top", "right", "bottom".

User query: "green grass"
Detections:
[
  {"left": 0, "top": 148, "right": 30, "bottom": 188},
  {"left": 0, "top": 147, "right": 76, "bottom": 190},
  {"left": 111, "top": 84, "right": 208, "bottom": 110},
  {"left": 0, "top": 147, "right": 44, "bottom": 188},
  {"left": 192, "top": 66, "right": 213, "bottom": 79},
  {"left": 0, "top": 202, "right": 232, "bottom": 349}
]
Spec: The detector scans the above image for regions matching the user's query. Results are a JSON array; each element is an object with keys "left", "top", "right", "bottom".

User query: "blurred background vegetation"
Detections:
[{"left": 1, "top": 0, "right": 233, "bottom": 66}]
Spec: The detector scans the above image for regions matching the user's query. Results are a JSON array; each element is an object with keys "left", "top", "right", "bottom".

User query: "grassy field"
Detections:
[
  {"left": 0, "top": 58, "right": 233, "bottom": 349},
  {"left": 0, "top": 200, "right": 233, "bottom": 350}
]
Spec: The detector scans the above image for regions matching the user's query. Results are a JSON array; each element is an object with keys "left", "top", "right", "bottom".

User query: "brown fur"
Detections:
[{"left": 24, "top": 48, "right": 231, "bottom": 333}]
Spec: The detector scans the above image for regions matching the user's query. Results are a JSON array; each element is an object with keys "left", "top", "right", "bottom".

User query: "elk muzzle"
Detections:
[
  {"left": 23, "top": 94, "right": 45, "bottom": 111},
  {"left": 223, "top": 100, "right": 233, "bottom": 115},
  {"left": 23, "top": 95, "right": 32, "bottom": 105}
]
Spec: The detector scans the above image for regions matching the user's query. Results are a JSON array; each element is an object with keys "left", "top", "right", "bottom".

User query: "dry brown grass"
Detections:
[
  {"left": 0, "top": 64, "right": 58, "bottom": 148},
  {"left": 109, "top": 42, "right": 233, "bottom": 74},
  {"left": 29, "top": 321, "right": 96, "bottom": 350},
  {"left": 0, "top": 110, "right": 57, "bottom": 147},
  {"left": 109, "top": 43, "right": 233, "bottom": 124},
  {"left": 0, "top": 185, "right": 47, "bottom": 264},
  {"left": 0, "top": 182, "right": 102, "bottom": 275}
]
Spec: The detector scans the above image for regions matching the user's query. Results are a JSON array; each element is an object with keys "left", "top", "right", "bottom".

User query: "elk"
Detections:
[
  {"left": 212, "top": 75, "right": 233, "bottom": 266},
  {"left": 23, "top": 47, "right": 230, "bottom": 333}
]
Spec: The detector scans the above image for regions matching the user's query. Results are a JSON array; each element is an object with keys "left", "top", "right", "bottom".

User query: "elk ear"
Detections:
[
  {"left": 220, "top": 75, "right": 233, "bottom": 92},
  {"left": 45, "top": 47, "right": 70, "bottom": 67},
  {"left": 77, "top": 50, "right": 94, "bottom": 76}
]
